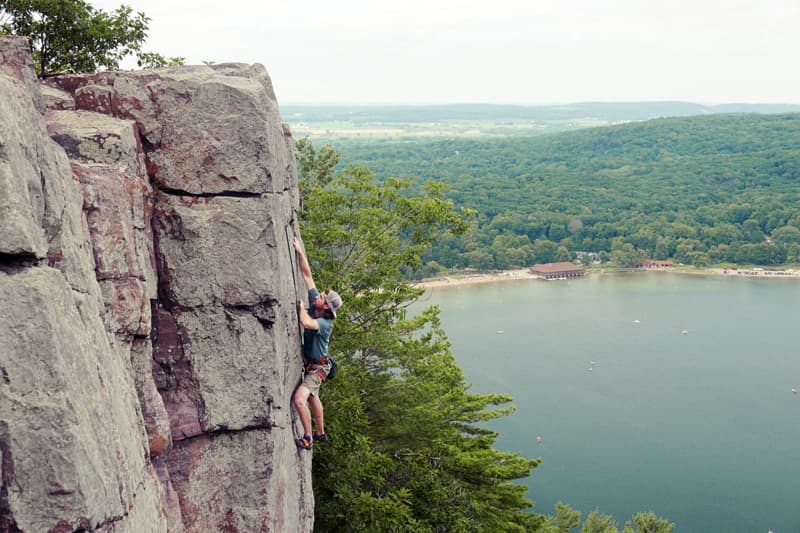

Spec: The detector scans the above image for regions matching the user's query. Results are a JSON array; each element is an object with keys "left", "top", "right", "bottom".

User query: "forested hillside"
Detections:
[{"left": 325, "top": 113, "right": 800, "bottom": 272}]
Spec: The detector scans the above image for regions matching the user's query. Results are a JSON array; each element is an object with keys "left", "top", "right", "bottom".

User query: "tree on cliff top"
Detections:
[{"left": 0, "top": 0, "right": 183, "bottom": 76}]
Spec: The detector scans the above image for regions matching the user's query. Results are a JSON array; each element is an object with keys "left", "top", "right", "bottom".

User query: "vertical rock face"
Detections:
[{"left": 0, "top": 36, "right": 312, "bottom": 532}]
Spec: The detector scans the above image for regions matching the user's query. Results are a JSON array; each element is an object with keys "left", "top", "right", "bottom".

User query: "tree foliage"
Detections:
[
  {"left": 0, "top": 0, "right": 182, "bottom": 75},
  {"left": 536, "top": 504, "right": 675, "bottom": 533},
  {"left": 296, "top": 137, "right": 340, "bottom": 205},
  {"left": 135, "top": 50, "right": 185, "bottom": 69},
  {"left": 326, "top": 113, "right": 800, "bottom": 271},
  {"left": 297, "top": 141, "right": 675, "bottom": 531},
  {"left": 297, "top": 142, "right": 545, "bottom": 531}
]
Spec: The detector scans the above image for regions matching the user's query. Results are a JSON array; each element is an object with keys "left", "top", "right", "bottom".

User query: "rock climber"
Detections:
[{"left": 292, "top": 236, "right": 342, "bottom": 450}]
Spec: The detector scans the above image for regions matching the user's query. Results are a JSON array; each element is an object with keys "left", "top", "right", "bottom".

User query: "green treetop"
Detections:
[{"left": 0, "top": 0, "right": 183, "bottom": 75}]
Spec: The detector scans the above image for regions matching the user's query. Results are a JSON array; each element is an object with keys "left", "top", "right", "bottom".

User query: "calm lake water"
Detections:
[{"left": 417, "top": 273, "right": 800, "bottom": 533}]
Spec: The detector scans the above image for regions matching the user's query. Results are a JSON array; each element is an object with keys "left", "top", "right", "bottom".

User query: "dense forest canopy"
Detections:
[{"left": 319, "top": 113, "right": 800, "bottom": 273}]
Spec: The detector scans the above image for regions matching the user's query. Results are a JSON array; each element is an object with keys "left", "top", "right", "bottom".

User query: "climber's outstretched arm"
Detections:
[{"left": 293, "top": 236, "right": 315, "bottom": 291}]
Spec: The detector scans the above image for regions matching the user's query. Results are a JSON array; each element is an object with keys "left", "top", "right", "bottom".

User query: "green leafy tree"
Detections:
[
  {"left": 0, "top": 0, "right": 178, "bottom": 75},
  {"left": 686, "top": 250, "right": 710, "bottom": 267},
  {"left": 653, "top": 237, "right": 672, "bottom": 260},
  {"left": 295, "top": 137, "right": 340, "bottom": 207},
  {"left": 673, "top": 239, "right": 700, "bottom": 264},
  {"left": 136, "top": 51, "right": 185, "bottom": 69},
  {"left": 628, "top": 228, "right": 658, "bottom": 256},
  {"left": 534, "top": 238, "right": 558, "bottom": 264},
  {"left": 555, "top": 245, "right": 572, "bottom": 262},
  {"left": 611, "top": 240, "right": 644, "bottom": 267},
  {"left": 539, "top": 504, "right": 674, "bottom": 533},
  {"left": 787, "top": 243, "right": 800, "bottom": 263},
  {"left": 420, "top": 260, "right": 442, "bottom": 278},
  {"left": 548, "top": 222, "right": 568, "bottom": 241},
  {"left": 626, "top": 512, "right": 675, "bottom": 533},
  {"left": 741, "top": 218, "right": 765, "bottom": 243},
  {"left": 463, "top": 248, "right": 495, "bottom": 270},
  {"left": 771, "top": 225, "right": 800, "bottom": 246},
  {"left": 491, "top": 233, "right": 534, "bottom": 268},
  {"left": 702, "top": 223, "right": 742, "bottom": 247},
  {"left": 553, "top": 501, "right": 582, "bottom": 532},
  {"left": 296, "top": 143, "right": 542, "bottom": 531},
  {"left": 708, "top": 243, "right": 730, "bottom": 263},
  {"left": 581, "top": 509, "right": 618, "bottom": 533}
]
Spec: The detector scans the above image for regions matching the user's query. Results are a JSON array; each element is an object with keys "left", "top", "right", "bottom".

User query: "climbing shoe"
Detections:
[
  {"left": 295, "top": 435, "right": 313, "bottom": 450},
  {"left": 313, "top": 433, "right": 329, "bottom": 443}
]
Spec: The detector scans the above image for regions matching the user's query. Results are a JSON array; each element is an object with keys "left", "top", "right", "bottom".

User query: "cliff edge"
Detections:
[{"left": 0, "top": 36, "right": 313, "bottom": 532}]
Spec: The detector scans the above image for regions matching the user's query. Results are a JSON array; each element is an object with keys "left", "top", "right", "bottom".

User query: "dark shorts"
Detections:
[{"left": 302, "top": 359, "right": 332, "bottom": 396}]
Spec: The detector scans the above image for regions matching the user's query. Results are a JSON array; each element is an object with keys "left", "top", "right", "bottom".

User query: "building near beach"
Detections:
[
  {"left": 530, "top": 262, "right": 585, "bottom": 279},
  {"left": 633, "top": 260, "right": 674, "bottom": 268}
]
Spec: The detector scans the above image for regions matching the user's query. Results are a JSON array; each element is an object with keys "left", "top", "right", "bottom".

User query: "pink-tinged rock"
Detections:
[
  {"left": 130, "top": 338, "right": 172, "bottom": 457},
  {"left": 151, "top": 305, "right": 204, "bottom": 441},
  {"left": 99, "top": 278, "right": 150, "bottom": 336},
  {"left": 46, "top": 111, "right": 156, "bottom": 337},
  {"left": 152, "top": 458, "right": 183, "bottom": 531},
  {"left": 73, "top": 162, "right": 144, "bottom": 278},
  {"left": 0, "top": 36, "right": 41, "bottom": 112},
  {"left": 164, "top": 430, "right": 313, "bottom": 532},
  {"left": 74, "top": 83, "right": 116, "bottom": 115}
]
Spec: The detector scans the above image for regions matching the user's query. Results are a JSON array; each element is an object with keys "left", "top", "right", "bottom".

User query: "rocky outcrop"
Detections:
[{"left": 0, "top": 36, "right": 312, "bottom": 532}]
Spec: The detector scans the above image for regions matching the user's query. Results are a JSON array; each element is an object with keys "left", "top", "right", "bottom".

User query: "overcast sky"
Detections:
[{"left": 92, "top": 0, "right": 800, "bottom": 105}]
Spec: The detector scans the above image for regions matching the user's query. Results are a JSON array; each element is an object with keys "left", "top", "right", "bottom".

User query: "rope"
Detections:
[{"left": 285, "top": 224, "right": 304, "bottom": 345}]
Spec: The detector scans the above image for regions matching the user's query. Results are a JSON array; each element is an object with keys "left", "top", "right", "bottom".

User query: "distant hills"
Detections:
[
  {"left": 324, "top": 112, "right": 800, "bottom": 271},
  {"left": 282, "top": 102, "right": 800, "bottom": 124}
]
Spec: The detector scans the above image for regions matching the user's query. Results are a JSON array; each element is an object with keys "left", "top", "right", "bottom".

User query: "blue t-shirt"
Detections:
[{"left": 302, "top": 288, "right": 333, "bottom": 363}]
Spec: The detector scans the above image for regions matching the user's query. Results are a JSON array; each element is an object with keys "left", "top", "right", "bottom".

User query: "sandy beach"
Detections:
[
  {"left": 415, "top": 266, "right": 800, "bottom": 289},
  {"left": 415, "top": 269, "right": 536, "bottom": 288}
]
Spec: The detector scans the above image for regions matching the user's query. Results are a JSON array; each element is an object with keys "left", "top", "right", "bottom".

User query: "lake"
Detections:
[{"left": 417, "top": 272, "right": 800, "bottom": 533}]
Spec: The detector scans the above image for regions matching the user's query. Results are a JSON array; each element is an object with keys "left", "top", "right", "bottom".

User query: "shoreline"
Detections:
[{"left": 415, "top": 266, "right": 800, "bottom": 289}]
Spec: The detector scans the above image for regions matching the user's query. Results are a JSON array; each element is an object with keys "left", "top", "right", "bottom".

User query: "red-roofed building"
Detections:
[{"left": 530, "top": 262, "right": 585, "bottom": 279}]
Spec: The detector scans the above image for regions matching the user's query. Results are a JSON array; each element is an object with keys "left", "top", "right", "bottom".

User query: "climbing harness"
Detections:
[{"left": 304, "top": 356, "right": 336, "bottom": 381}]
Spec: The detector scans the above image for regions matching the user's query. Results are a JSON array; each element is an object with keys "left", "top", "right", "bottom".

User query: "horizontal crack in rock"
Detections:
[
  {"left": 157, "top": 186, "right": 261, "bottom": 199},
  {"left": 0, "top": 252, "right": 39, "bottom": 272}
]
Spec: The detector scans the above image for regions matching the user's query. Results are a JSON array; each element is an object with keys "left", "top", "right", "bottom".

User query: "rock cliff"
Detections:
[{"left": 0, "top": 36, "right": 313, "bottom": 532}]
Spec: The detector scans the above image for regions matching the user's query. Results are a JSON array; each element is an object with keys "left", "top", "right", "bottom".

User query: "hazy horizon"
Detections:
[{"left": 280, "top": 99, "right": 800, "bottom": 107}]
